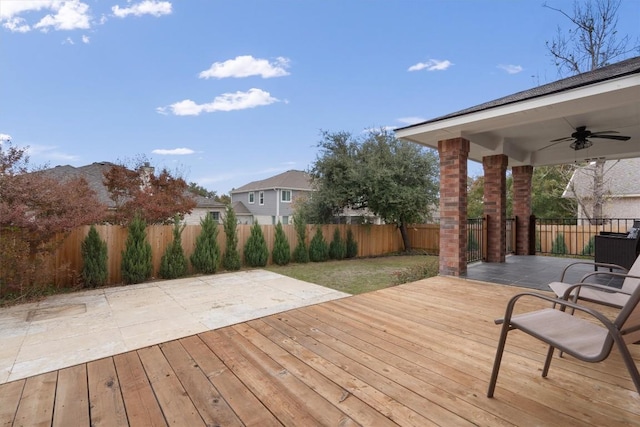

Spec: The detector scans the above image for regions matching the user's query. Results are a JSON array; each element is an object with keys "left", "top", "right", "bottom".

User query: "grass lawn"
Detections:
[{"left": 266, "top": 254, "right": 439, "bottom": 295}]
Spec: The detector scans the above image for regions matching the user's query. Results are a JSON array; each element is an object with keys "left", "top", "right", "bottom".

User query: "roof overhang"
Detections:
[{"left": 395, "top": 71, "right": 640, "bottom": 167}]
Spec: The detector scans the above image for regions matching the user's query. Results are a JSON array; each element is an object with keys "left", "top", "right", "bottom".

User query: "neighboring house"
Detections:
[
  {"left": 230, "top": 170, "right": 311, "bottom": 225},
  {"left": 183, "top": 196, "right": 226, "bottom": 225},
  {"left": 230, "top": 169, "right": 384, "bottom": 225},
  {"left": 183, "top": 197, "right": 253, "bottom": 225},
  {"left": 563, "top": 157, "right": 640, "bottom": 220},
  {"left": 36, "top": 162, "right": 118, "bottom": 208},
  {"left": 36, "top": 162, "right": 220, "bottom": 222}
]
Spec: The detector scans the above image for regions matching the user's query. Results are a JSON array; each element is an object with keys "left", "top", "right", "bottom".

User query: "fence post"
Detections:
[
  {"left": 528, "top": 215, "right": 537, "bottom": 255},
  {"left": 482, "top": 215, "right": 488, "bottom": 262}
]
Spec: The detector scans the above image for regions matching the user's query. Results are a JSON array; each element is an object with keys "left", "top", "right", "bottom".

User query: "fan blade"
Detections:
[
  {"left": 589, "top": 130, "right": 619, "bottom": 136},
  {"left": 537, "top": 140, "right": 565, "bottom": 151},
  {"left": 589, "top": 135, "right": 631, "bottom": 141},
  {"left": 548, "top": 136, "right": 574, "bottom": 142}
]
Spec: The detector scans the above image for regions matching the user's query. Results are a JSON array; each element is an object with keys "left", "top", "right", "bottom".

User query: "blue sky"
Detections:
[{"left": 2, "top": 0, "right": 639, "bottom": 195}]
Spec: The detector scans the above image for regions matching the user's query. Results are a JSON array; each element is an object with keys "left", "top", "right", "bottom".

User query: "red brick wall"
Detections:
[
  {"left": 512, "top": 165, "right": 533, "bottom": 255},
  {"left": 483, "top": 155, "right": 508, "bottom": 262},
  {"left": 438, "top": 138, "right": 469, "bottom": 276}
]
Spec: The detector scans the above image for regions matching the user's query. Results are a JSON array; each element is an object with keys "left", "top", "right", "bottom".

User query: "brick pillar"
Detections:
[
  {"left": 483, "top": 155, "right": 508, "bottom": 263},
  {"left": 512, "top": 165, "right": 534, "bottom": 255},
  {"left": 438, "top": 138, "right": 470, "bottom": 276}
]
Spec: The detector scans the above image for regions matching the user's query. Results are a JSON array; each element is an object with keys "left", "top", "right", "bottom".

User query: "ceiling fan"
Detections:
[{"left": 547, "top": 126, "right": 631, "bottom": 151}]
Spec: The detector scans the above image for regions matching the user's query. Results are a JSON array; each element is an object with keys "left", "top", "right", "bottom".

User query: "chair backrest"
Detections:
[
  {"left": 622, "top": 255, "right": 640, "bottom": 293},
  {"left": 615, "top": 275, "right": 640, "bottom": 344}
]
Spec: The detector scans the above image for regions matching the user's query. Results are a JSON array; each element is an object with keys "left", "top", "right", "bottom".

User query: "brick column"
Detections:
[
  {"left": 483, "top": 155, "right": 508, "bottom": 263},
  {"left": 438, "top": 138, "right": 470, "bottom": 276},
  {"left": 512, "top": 165, "right": 534, "bottom": 255}
]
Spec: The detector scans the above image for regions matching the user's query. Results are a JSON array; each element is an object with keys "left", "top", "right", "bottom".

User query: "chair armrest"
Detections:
[
  {"left": 559, "top": 261, "right": 627, "bottom": 281},
  {"left": 560, "top": 281, "right": 635, "bottom": 300},
  {"left": 580, "top": 271, "right": 640, "bottom": 284},
  {"left": 497, "top": 291, "right": 615, "bottom": 330}
]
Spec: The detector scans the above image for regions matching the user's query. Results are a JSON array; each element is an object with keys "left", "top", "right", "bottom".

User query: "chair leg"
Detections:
[
  {"left": 542, "top": 345, "right": 555, "bottom": 377},
  {"left": 616, "top": 341, "right": 640, "bottom": 395},
  {"left": 487, "top": 323, "right": 511, "bottom": 397}
]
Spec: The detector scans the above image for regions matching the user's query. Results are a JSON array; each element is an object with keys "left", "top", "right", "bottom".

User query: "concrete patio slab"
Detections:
[{"left": 0, "top": 270, "right": 349, "bottom": 384}]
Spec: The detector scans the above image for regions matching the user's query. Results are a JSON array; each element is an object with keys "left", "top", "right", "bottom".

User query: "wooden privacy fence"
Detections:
[{"left": 51, "top": 224, "right": 408, "bottom": 286}]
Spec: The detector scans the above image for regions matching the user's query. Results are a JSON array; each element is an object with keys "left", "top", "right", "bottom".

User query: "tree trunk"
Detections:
[
  {"left": 592, "top": 158, "right": 605, "bottom": 225},
  {"left": 399, "top": 222, "right": 411, "bottom": 252}
]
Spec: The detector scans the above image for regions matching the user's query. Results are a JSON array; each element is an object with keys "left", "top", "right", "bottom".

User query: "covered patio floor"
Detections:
[{"left": 1, "top": 270, "right": 638, "bottom": 426}]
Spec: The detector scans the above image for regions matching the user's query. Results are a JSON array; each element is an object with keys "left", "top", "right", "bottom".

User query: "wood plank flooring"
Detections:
[{"left": 1, "top": 276, "right": 639, "bottom": 426}]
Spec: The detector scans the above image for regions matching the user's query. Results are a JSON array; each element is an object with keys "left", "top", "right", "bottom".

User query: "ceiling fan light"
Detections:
[{"left": 570, "top": 139, "right": 593, "bottom": 150}]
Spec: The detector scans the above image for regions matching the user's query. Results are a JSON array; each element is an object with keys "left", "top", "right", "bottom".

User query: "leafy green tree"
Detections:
[
  {"left": 244, "top": 222, "right": 269, "bottom": 267},
  {"left": 329, "top": 228, "right": 346, "bottom": 260},
  {"left": 121, "top": 213, "right": 152, "bottom": 284},
  {"left": 81, "top": 225, "right": 108, "bottom": 288},
  {"left": 222, "top": 205, "right": 241, "bottom": 271},
  {"left": 345, "top": 228, "right": 358, "bottom": 258},
  {"left": 190, "top": 213, "right": 221, "bottom": 274},
  {"left": 532, "top": 165, "right": 576, "bottom": 219},
  {"left": 272, "top": 221, "right": 291, "bottom": 265},
  {"left": 159, "top": 217, "right": 188, "bottom": 279},
  {"left": 309, "top": 128, "right": 439, "bottom": 251},
  {"left": 292, "top": 203, "right": 309, "bottom": 263},
  {"left": 309, "top": 227, "right": 329, "bottom": 262}
]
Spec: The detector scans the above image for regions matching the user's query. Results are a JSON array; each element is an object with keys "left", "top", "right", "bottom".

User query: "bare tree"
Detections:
[
  {"left": 544, "top": 0, "right": 638, "bottom": 76},
  {"left": 544, "top": 0, "right": 638, "bottom": 223}
]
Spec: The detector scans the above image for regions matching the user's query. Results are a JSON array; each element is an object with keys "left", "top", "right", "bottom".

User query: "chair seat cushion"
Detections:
[
  {"left": 511, "top": 308, "right": 608, "bottom": 360},
  {"left": 549, "top": 281, "right": 629, "bottom": 308}
]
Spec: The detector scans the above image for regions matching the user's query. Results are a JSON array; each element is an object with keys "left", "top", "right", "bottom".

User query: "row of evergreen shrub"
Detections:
[{"left": 81, "top": 211, "right": 359, "bottom": 287}]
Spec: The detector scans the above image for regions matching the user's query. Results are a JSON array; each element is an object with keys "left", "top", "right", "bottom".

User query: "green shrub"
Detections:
[
  {"left": 121, "top": 213, "right": 152, "bottom": 284},
  {"left": 581, "top": 236, "right": 595, "bottom": 256},
  {"left": 159, "top": 217, "right": 188, "bottom": 279},
  {"left": 244, "top": 222, "right": 269, "bottom": 267},
  {"left": 551, "top": 233, "right": 568, "bottom": 255},
  {"left": 190, "top": 213, "right": 221, "bottom": 274},
  {"left": 329, "top": 228, "right": 346, "bottom": 260},
  {"left": 346, "top": 227, "right": 358, "bottom": 258},
  {"left": 309, "top": 227, "right": 329, "bottom": 262},
  {"left": 393, "top": 258, "right": 439, "bottom": 285},
  {"left": 222, "top": 205, "right": 241, "bottom": 271},
  {"left": 293, "top": 209, "right": 309, "bottom": 263},
  {"left": 81, "top": 225, "right": 108, "bottom": 288},
  {"left": 271, "top": 221, "right": 291, "bottom": 266}
]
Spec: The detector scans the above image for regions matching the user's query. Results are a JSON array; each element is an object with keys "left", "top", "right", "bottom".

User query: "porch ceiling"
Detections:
[{"left": 395, "top": 59, "right": 640, "bottom": 168}]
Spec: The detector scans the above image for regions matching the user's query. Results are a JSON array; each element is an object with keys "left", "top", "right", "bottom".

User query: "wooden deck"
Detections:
[{"left": 1, "top": 276, "right": 639, "bottom": 426}]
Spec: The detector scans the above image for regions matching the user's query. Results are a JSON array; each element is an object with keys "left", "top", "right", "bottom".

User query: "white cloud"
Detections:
[
  {"left": 1, "top": 1, "right": 91, "bottom": 32},
  {"left": 63, "top": 37, "right": 75, "bottom": 45},
  {"left": 199, "top": 55, "right": 290, "bottom": 79},
  {"left": 152, "top": 148, "right": 195, "bottom": 155},
  {"left": 82, "top": 34, "right": 90, "bottom": 43},
  {"left": 26, "top": 144, "right": 79, "bottom": 162},
  {"left": 408, "top": 59, "right": 453, "bottom": 72},
  {"left": 159, "top": 88, "right": 280, "bottom": 116},
  {"left": 497, "top": 64, "right": 523, "bottom": 74},
  {"left": 112, "top": 1, "right": 172, "bottom": 18},
  {"left": 0, "top": 133, "right": 12, "bottom": 143},
  {"left": 34, "top": 1, "right": 91, "bottom": 31},
  {"left": 3, "top": 17, "right": 31, "bottom": 33},
  {"left": 397, "top": 117, "right": 426, "bottom": 125}
]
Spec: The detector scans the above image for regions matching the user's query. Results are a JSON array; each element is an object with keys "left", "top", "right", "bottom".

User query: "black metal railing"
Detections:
[{"left": 535, "top": 218, "right": 639, "bottom": 257}]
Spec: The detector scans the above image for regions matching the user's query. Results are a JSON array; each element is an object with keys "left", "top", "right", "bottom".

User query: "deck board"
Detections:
[{"left": 1, "top": 277, "right": 639, "bottom": 426}]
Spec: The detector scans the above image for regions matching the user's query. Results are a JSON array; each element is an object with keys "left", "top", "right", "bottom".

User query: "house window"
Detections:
[
  {"left": 282, "top": 216, "right": 289, "bottom": 225},
  {"left": 272, "top": 216, "right": 276, "bottom": 225},
  {"left": 209, "top": 211, "right": 220, "bottom": 222},
  {"left": 259, "top": 191, "right": 264, "bottom": 205},
  {"left": 248, "top": 192, "right": 255, "bottom": 204},
  {"left": 281, "top": 190, "right": 292, "bottom": 203}
]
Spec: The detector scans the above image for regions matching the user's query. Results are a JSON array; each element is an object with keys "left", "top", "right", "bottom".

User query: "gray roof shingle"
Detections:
[{"left": 231, "top": 170, "right": 312, "bottom": 193}]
